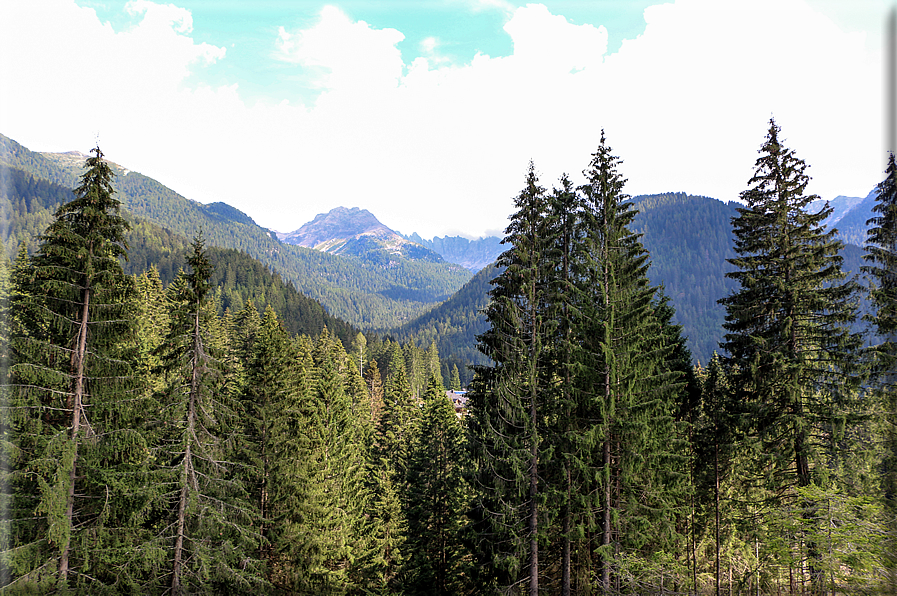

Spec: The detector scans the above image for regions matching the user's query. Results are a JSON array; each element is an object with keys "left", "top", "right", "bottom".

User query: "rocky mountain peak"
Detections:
[{"left": 277, "top": 207, "right": 397, "bottom": 249}]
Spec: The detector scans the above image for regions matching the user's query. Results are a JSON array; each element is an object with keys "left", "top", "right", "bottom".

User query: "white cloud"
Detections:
[
  {"left": 503, "top": 4, "right": 607, "bottom": 73},
  {"left": 274, "top": 6, "right": 404, "bottom": 93},
  {"left": 0, "top": 0, "right": 882, "bottom": 240}
]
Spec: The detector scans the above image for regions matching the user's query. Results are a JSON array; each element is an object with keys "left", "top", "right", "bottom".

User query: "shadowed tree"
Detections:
[
  {"left": 863, "top": 152, "right": 897, "bottom": 592},
  {"left": 720, "top": 119, "right": 860, "bottom": 593}
]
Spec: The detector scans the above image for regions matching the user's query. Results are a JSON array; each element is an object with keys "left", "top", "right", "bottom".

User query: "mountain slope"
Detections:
[
  {"left": 629, "top": 192, "right": 740, "bottom": 363},
  {"left": 824, "top": 188, "right": 877, "bottom": 247},
  {"left": 0, "top": 161, "right": 356, "bottom": 342},
  {"left": 391, "top": 263, "right": 499, "bottom": 386},
  {"left": 1, "top": 134, "right": 471, "bottom": 328}
]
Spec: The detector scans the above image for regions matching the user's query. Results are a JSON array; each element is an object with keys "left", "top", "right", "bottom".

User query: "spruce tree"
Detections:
[
  {"left": 576, "top": 133, "right": 683, "bottom": 591},
  {"left": 359, "top": 359, "right": 407, "bottom": 594},
  {"left": 156, "top": 236, "right": 265, "bottom": 595},
  {"left": 5, "top": 147, "right": 141, "bottom": 591},
  {"left": 719, "top": 119, "right": 860, "bottom": 592},
  {"left": 450, "top": 364, "right": 462, "bottom": 391},
  {"left": 241, "top": 305, "right": 298, "bottom": 570},
  {"left": 471, "top": 162, "right": 555, "bottom": 595},
  {"left": 404, "top": 375, "right": 471, "bottom": 596},
  {"left": 293, "top": 342, "right": 370, "bottom": 594},
  {"left": 378, "top": 342, "right": 418, "bottom": 481},
  {"left": 862, "top": 151, "right": 897, "bottom": 592},
  {"left": 545, "top": 172, "right": 580, "bottom": 596}
]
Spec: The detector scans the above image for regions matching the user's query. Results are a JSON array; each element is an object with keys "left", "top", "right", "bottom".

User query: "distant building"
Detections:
[{"left": 445, "top": 390, "right": 468, "bottom": 418}]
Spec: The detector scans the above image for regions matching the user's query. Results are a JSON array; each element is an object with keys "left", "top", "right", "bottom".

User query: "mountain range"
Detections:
[
  {"left": 276, "top": 206, "right": 444, "bottom": 263},
  {"left": 1, "top": 132, "right": 879, "bottom": 370},
  {"left": 0, "top": 133, "right": 471, "bottom": 329},
  {"left": 807, "top": 190, "right": 879, "bottom": 246}
]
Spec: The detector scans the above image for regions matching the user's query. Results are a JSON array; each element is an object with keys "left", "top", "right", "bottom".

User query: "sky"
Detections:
[{"left": 0, "top": 0, "right": 891, "bottom": 239}]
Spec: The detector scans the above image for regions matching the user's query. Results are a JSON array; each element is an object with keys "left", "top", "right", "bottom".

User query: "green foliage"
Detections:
[
  {"left": 403, "top": 376, "right": 471, "bottom": 596},
  {"left": 719, "top": 119, "right": 863, "bottom": 592},
  {"left": 472, "top": 161, "right": 557, "bottom": 593},
  {"left": 863, "top": 152, "right": 897, "bottom": 591},
  {"left": 4, "top": 147, "right": 145, "bottom": 592}
]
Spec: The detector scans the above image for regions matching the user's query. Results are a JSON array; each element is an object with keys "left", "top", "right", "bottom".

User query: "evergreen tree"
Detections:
[
  {"left": 576, "top": 133, "right": 684, "bottom": 592},
  {"left": 156, "top": 236, "right": 265, "bottom": 595},
  {"left": 693, "top": 353, "right": 739, "bottom": 596},
  {"left": 545, "top": 172, "right": 581, "bottom": 596},
  {"left": 267, "top": 335, "right": 321, "bottom": 592},
  {"left": 863, "top": 151, "right": 897, "bottom": 592},
  {"left": 229, "top": 299, "right": 262, "bottom": 364},
  {"left": 358, "top": 358, "right": 408, "bottom": 594},
  {"left": 292, "top": 344, "right": 370, "bottom": 594},
  {"left": 5, "top": 147, "right": 142, "bottom": 591},
  {"left": 404, "top": 375, "right": 472, "bottom": 596},
  {"left": 379, "top": 342, "right": 418, "bottom": 481},
  {"left": 471, "top": 162, "right": 555, "bottom": 595},
  {"left": 241, "top": 305, "right": 297, "bottom": 570},
  {"left": 366, "top": 360, "right": 385, "bottom": 427},
  {"left": 450, "top": 364, "right": 462, "bottom": 392},
  {"left": 133, "top": 266, "right": 169, "bottom": 395},
  {"left": 719, "top": 119, "right": 861, "bottom": 592}
]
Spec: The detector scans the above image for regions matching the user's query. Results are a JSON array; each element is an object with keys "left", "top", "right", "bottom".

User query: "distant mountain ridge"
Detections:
[
  {"left": 405, "top": 233, "right": 504, "bottom": 272},
  {"left": 805, "top": 189, "right": 878, "bottom": 246},
  {"left": 0, "top": 133, "right": 472, "bottom": 329},
  {"left": 276, "top": 205, "right": 505, "bottom": 273},
  {"left": 277, "top": 206, "right": 448, "bottom": 264}
]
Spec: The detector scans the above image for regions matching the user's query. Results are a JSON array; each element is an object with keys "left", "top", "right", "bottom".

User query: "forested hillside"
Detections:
[
  {"left": 629, "top": 192, "right": 740, "bottom": 362},
  {"left": 391, "top": 263, "right": 499, "bottom": 386},
  {"left": 0, "top": 157, "right": 355, "bottom": 343},
  {"left": 2, "top": 120, "right": 894, "bottom": 595},
  {"left": 0, "top": 134, "right": 471, "bottom": 329}
]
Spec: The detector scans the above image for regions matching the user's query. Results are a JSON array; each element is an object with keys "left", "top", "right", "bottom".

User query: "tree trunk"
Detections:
[
  {"left": 58, "top": 286, "right": 90, "bottom": 584},
  {"left": 529, "top": 405, "right": 539, "bottom": 596},
  {"left": 562, "top": 464, "right": 571, "bottom": 596},
  {"left": 172, "top": 306, "right": 201, "bottom": 594},
  {"left": 601, "top": 437, "right": 611, "bottom": 593},
  {"left": 716, "top": 441, "right": 721, "bottom": 596}
]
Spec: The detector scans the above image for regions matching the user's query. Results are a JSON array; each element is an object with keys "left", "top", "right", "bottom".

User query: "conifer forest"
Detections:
[{"left": 2, "top": 119, "right": 897, "bottom": 595}]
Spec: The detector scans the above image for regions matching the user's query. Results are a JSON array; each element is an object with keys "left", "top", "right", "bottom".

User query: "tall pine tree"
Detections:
[
  {"left": 720, "top": 119, "right": 860, "bottom": 592},
  {"left": 863, "top": 151, "right": 897, "bottom": 592},
  {"left": 5, "top": 147, "right": 141, "bottom": 591},
  {"left": 471, "top": 162, "right": 556, "bottom": 595},
  {"left": 576, "top": 133, "right": 684, "bottom": 592}
]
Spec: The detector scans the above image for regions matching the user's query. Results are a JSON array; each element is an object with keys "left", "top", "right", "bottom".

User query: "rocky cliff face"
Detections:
[{"left": 406, "top": 233, "right": 503, "bottom": 272}]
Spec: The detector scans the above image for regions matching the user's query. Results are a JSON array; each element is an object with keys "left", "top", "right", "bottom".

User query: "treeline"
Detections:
[
  {"left": 0, "top": 148, "right": 472, "bottom": 594},
  {"left": 465, "top": 122, "right": 895, "bottom": 594},
  {"left": 2, "top": 119, "right": 896, "bottom": 595}
]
